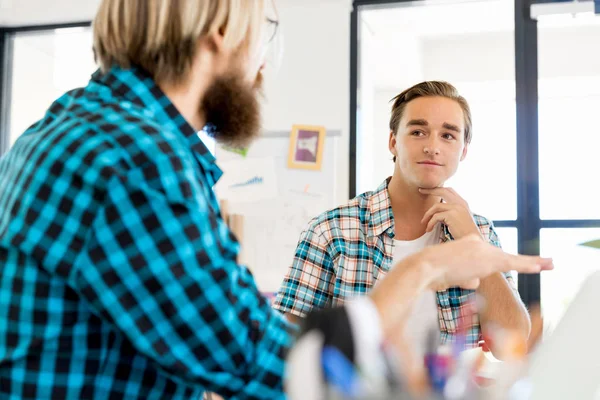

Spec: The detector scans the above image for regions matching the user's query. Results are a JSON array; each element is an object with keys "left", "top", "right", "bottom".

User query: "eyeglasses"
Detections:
[{"left": 265, "top": 17, "right": 279, "bottom": 44}]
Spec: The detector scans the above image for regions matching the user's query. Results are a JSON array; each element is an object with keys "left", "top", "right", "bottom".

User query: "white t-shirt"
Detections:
[{"left": 392, "top": 223, "right": 442, "bottom": 358}]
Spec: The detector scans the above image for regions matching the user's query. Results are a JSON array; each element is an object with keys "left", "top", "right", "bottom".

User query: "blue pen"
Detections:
[
  {"left": 321, "top": 346, "right": 362, "bottom": 398},
  {"left": 424, "top": 329, "right": 452, "bottom": 393}
]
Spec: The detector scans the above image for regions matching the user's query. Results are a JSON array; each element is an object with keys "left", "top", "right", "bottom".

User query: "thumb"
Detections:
[{"left": 460, "top": 278, "right": 480, "bottom": 290}]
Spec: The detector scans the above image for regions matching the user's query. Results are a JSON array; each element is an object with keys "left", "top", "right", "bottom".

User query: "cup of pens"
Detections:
[{"left": 313, "top": 295, "right": 538, "bottom": 400}]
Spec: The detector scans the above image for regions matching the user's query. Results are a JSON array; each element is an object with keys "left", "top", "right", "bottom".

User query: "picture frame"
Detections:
[{"left": 287, "top": 124, "right": 326, "bottom": 170}]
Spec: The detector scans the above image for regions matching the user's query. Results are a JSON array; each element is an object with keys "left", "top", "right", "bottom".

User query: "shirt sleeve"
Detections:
[
  {"left": 477, "top": 216, "right": 518, "bottom": 293},
  {"left": 72, "top": 170, "right": 293, "bottom": 399},
  {"left": 272, "top": 223, "right": 335, "bottom": 317},
  {"left": 287, "top": 298, "right": 388, "bottom": 400},
  {"left": 344, "top": 297, "right": 385, "bottom": 370}
]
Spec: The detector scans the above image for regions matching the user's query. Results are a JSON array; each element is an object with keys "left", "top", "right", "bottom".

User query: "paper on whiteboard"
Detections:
[
  {"left": 215, "top": 157, "right": 278, "bottom": 203},
  {"left": 234, "top": 190, "right": 328, "bottom": 292}
]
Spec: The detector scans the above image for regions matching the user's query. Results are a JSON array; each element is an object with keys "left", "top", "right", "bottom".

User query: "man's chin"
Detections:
[{"left": 416, "top": 181, "right": 444, "bottom": 190}]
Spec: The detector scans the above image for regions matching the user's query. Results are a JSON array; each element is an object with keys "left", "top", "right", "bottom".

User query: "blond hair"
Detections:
[
  {"left": 93, "top": 0, "right": 266, "bottom": 84},
  {"left": 389, "top": 81, "right": 472, "bottom": 144}
]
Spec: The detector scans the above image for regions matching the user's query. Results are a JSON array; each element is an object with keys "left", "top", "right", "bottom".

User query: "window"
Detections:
[
  {"left": 352, "top": 1, "right": 600, "bottom": 318},
  {"left": 7, "top": 27, "right": 95, "bottom": 147},
  {"left": 540, "top": 228, "right": 600, "bottom": 331},
  {"left": 538, "top": 78, "right": 600, "bottom": 220},
  {"left": 537, "top": 14, "right": 600, "bottom": 328},
  {"left": 356, "top": 0, "right": 517, "bottom": 221},
  {"left": 495, "top": 227, "right": 518, "bottom": 286}
]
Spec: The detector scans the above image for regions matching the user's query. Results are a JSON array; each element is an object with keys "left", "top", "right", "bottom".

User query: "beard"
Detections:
[{"left": 200, "top": 68, "right": 263, "bottom": 149}]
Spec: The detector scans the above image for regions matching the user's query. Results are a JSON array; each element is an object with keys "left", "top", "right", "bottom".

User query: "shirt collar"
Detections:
[
  {"left": 367, "top": 178, "right": 395, "bottom": 238},
  {"left": 367, "top": 178, "right": 453, "bottom": 241},
  {"left": 91, "top": 66, "right": 223, "bottom": 183}
]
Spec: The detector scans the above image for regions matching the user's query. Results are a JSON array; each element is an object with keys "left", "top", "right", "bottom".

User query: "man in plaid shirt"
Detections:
[
  {"left": 274, "top": 82, "right": 531, "bottom": 357},
  {"left": 0, "top": 1, "right": 553, "bottom": 398}
]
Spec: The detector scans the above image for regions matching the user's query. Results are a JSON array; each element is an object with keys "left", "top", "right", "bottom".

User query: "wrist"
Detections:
[
  {"left": 458, "top": 223, "right": 485, "bottom": 240},
  {"left": 455, "top": 227, "right": 485, "bottom": 241}
]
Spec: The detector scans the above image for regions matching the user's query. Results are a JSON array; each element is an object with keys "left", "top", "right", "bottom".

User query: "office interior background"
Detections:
[{"left": 1, "top": 0, "right": 599, "bottom": 333}]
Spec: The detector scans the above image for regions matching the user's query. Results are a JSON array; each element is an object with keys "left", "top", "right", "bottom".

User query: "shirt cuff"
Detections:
[{"left": 345, "top": 296, "right": 384, "bottom": 369}]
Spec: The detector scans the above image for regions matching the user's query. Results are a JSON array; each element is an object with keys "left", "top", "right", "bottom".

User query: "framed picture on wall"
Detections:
[{"left": 287, "top": 124, "right": 326, "bottom": 170}]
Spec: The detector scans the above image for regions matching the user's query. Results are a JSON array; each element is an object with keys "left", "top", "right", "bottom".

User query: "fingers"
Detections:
[
  {"left": 425, "top": 213, "right": 447, "bottom": 233},
  {"left": 506, "top": 254, "right": 554, "bottom": 274},
  {"left": 421, "top": 203, "right": 450, "bottom": 225},
  {"left": 537, "top": 257, "right": 554, "bottom": 270},
  {"left": 419, "top": 187, "right": 467, "bottom": 206}
]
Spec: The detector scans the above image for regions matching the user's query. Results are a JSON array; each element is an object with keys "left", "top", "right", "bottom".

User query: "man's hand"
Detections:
[
  {"left": 369, "top": 236, "right": 553, "bottom": 337},
  {"left": 422, "top": 235, "right": 553, "bottom": 291},
  {"left": 419, "top": 187, "right": 481, "bottom": 239}
]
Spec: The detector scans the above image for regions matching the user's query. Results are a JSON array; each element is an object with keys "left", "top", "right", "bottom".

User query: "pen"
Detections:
[
  {"left": 321, "top": 346, "right": 363, "bottom": 398},
  {"left": 424, "top": 329, "right": 452, "bottom": 393}
]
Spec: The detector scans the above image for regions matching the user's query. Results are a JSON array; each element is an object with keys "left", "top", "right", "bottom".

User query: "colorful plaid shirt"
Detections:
[
  {"left": 0, "top": 66, "right": 292, "bottom": 399},
  {"left": 273, "top": 179, "right": 518, "bottom": 347}
]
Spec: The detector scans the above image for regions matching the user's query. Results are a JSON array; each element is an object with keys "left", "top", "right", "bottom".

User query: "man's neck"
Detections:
[
  {"left": 160, "top": 79, "right": 206, "bottom": 131},
  {"left": 388, "top": 173, "right": 441, "bottom": 240},
  {"left": 159, "top": 49, "right": 214, "bottom": 131}
]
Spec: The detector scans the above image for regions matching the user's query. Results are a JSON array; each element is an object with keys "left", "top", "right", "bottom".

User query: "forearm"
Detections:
[
  {"left": 477, "top": 273, "right": 531, "bottom": 345},
  {"left": 369, "top": 254, "right": 432, "bottom": 338}
]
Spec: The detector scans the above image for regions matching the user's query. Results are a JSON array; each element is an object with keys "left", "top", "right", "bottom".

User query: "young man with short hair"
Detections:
[{"left": 274, "top": 81, "right": 530, "bottom": 357}]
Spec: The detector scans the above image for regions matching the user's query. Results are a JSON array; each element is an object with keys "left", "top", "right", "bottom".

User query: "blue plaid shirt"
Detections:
[{"left": 0, "top": 66, "right": 292, "bottom": 399}]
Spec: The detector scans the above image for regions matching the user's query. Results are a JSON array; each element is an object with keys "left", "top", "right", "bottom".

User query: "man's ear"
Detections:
[
  {"left": 196, "top": 29, "right": 230, "bottom": 75},
  {"left": 389, "top": 131, "right": 398, "bottom": 158},
  {"left": 460, "top": 144, "right": 468, "bottom": 162},
  {"left": 202, "top": 29, "right": 226, "bottom": 54}
]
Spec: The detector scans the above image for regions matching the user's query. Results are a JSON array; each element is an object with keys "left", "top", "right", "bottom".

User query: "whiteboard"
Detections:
[{"left": 215, "top": 130, "right": 340, "bottom": 292}]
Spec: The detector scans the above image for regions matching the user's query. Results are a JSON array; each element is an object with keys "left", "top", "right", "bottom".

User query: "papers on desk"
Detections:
[{"left": 215, "top": 157, "right": 278, "bottom": 203}]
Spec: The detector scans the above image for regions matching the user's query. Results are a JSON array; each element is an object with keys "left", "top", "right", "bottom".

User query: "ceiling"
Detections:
[
  {"left": 361, "top": 0, "right": 600, "bottom": 39},
  {"left": 361, "top": 0, "right": 515, "bottom": 38}
]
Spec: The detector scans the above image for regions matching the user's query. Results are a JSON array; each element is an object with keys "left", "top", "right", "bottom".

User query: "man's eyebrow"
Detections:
[
  {"left": 442, "top": 122, "right": 461, "bottom": 133},
  {"left": 406, "top": 119, "right": 428, "bottom": 127}
]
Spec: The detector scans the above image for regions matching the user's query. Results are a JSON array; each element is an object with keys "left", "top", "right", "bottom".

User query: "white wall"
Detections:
[{"left": 262, "top": 0, "right": 352, "bottom": 204}]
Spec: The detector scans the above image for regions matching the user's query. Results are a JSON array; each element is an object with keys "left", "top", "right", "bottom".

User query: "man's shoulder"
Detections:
[
  {"left": 74, "top": 87, "right": 195, "bottom": 170},
  {"left": 10, "top": 87, "right": 195, "bottom": 191},
  {"left": 471, "top": 213, "right": 496, "bottom": 239},
  {"left": 472, "top": 213, "right": 494, "bottom": 228},
  {"left": 304, "top": 191, "right": 374, "bottom": 239}
]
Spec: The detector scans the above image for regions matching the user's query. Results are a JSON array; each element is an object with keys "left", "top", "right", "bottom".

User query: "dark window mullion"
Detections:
[{"left": 515, "top": 0, "right": 541, "bottom": 306}]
